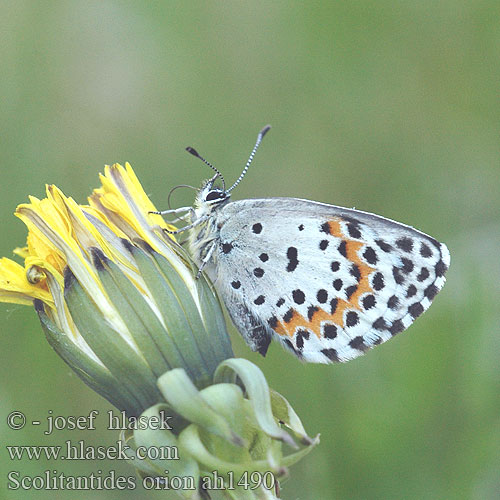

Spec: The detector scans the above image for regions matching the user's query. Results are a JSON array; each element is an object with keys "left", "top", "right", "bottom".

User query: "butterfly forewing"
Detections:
[{"left": 201, "top": 198, "right": 449, "bottom": 364}]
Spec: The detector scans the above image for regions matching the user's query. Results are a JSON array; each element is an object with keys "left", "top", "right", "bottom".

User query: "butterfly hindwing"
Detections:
[{"left": 202, "top": 198, "right": 449, "bottom": 364}]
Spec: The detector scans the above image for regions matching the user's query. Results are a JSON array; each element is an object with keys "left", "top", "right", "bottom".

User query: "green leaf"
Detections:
[
  {"left": 214, "top": 359, "right": 295, "bottom": 448},
  {"left": 280, "top": 434, "right": 320, "bottom": 468},
  {"left": 36, "top": 301, "right": 140, "bottom": 416},
  {"left": 132, "top": 403, "right": 200, "bottom": 492},
  {"left": 148, "top": 247, "right": 224, "bottom": 381},
  {"left": 270, "top": 389, "right": 314, "bottom": 444},
  {"left": 64, "top": 267, "right": 160, "bottom": 414},
  {"left": 158, "top": 369, "right": 244, "bottom": 446},
  {"left": 124, "top": 243, "right": 209, "bottom": 383},
  {"left": 196, "top": 272, "right": 234, "bottom": 361},
  {"left": 90, "top": 248, "right": 173, "bottom": 378},
  {"left": 178, "top": 425, "right": 282, "bottom": 476}
]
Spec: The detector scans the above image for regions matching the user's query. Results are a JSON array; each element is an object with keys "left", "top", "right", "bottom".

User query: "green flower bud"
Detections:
[{"left": 123, "top": 358, "right": 319, "bottom": 499}]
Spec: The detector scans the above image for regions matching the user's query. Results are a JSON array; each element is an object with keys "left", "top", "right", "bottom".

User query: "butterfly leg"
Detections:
[
  {"left": 163, "top": 216, "right": 209, "bottom": 235},
  {"left": 168, "top": 212, "right": 193, "bottom": 224},
  {"left": 195, "top": 241, "right": 217, "bottom": 279},
  {"left": 149, "top": 207, "right": 193, "bottom": 217}
]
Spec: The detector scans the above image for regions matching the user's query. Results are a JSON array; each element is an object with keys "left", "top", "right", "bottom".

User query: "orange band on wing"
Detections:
[
  {"left": 323, "top": 219, "right": 343, "bottom": 238},
  {"left": 344, "top": 239, "right": 375, "bottom": 308},
  {"left": 271, "top": 219, "right": 376, "bottom": 338}
]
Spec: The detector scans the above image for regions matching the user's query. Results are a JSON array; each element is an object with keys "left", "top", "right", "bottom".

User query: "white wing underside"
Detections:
[{"left": 197, "top": 198, "right": 450, "bottom": 364}]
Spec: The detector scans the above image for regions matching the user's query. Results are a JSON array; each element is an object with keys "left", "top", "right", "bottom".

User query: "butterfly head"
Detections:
[
  {"left": 187, "top": 124, "right": 271, "bottom": 210},
  {"left": 197, "top": 177, "right": 230, "bottom": 207}
]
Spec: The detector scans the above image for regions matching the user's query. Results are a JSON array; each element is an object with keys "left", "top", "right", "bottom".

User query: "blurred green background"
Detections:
[{"left": 1, "top": 2, "right": 499, "bottom": 499}]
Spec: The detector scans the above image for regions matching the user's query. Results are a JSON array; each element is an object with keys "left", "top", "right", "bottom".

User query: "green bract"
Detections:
[
  {"left": 0, "top": 163, "right": 318, "bottom": 498},
  {"left": 123, "top": 359, "right": 319, "bottom": 499}
]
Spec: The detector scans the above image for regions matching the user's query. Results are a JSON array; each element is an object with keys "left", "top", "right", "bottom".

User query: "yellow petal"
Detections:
[
  {"left": 0, "top": 258, "right": 53, "bottom": 306},
  {"left": 13, "top": 246, "right": 29, "bottom": 259},
  {"left": 26, "top": 225, "right": 66, "bottom": 274},
  {"left": 49, "top": 186, "right": 149, "bottom": 293},
  {"left": 89, "top": 163, "right": 176, "bottom": 245}
]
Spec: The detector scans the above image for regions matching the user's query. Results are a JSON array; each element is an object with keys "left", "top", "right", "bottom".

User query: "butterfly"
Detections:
[{"left": 152, "top": 126, "right": 450, "bottom": 363}]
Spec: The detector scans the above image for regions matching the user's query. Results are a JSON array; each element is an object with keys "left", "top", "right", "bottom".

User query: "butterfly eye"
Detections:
[{"left": 205, "top": 190, "right": 226, "bottom": 202}]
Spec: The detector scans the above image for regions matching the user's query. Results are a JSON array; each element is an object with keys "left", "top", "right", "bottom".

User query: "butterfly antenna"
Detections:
[
  {"left": 227, "top": 124, "right": 271, "bottom": 193},
  {"left": 185, "top": 146, "right": 226, "bottom": 190}
]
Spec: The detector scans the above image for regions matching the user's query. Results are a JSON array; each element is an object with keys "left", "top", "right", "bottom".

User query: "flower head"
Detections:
[
  {"left": 0, "top": 162, "right": 318, "bottom": 497},
  {"left": 0, "top": 163, "right": 233, "bottom": 415}
]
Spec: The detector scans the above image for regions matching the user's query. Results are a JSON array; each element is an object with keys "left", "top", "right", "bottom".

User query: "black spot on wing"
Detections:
[
  {"left": 330, "top": 298, "right": 338, "bottom": 314},
  {"left": 373, "top": 317, "right": 388, "bottom": 330},
  {"left": 333, "top": 279, "right": 343, "bottom": 291},
  {"left": 292, "top": 289, "right": 305, "bottom": 304},
  {"left": 338, "top": 241, "right": 347, "bottom": 257},
  {"left": 268, "top": 316, "right": 278, "bottom": 329},
  {"left": 401, "top": 257, "right": 414, "bottom": 274},
  {"left": 252, "top": 223, "right": 262, "bottom": 234},
  {"left": 392, "top": 266, "right": 405, "bottom": 285},
  {"left": 307, "top": 306, "right": 319, "bottom": 321},
  {"left": 390, "top": 319, "right": 405, "bottom": 335},
  {"left": 331, "top": 261, "right": 340, "bottom": 272},
  {"left": 320, "top": 222, "right": 330, "bottom": 233},
  {"left": 350, "top": 264, "right": 361, "bottom": 282},
  {"left": 254, "top": 295, "right": 265, "bottom": 305},
  {"left": 372, "top": 273, "right": 385, "bottom": 290},
  {"left": 435, "top": 259, "right": 447, "bottom": 277},
  {"left": 420, "top": 243, "right": 433, "bottom": 258},
  {"left": 345, "top": 285, "right": 358, "bottom": 300},
  {"left": 349, "top": 336, "right": 368, "bottom": 351},
  {"left": 296, "top": 336, "right": 304, "bottom": 350},
  {"left": 286, "top": 247, "right": 299, "bottom": 272},
  {"left": 283, "top": 308, "right": 294, "bottom": 323},
  {"left": 408, "top": 302, "right": 424, "bottom": 318},
  {"left": 346, "top": 311, "right": 359, "bottom": 327},
  {"left": 363, "top": 247, "right": 378, "bottom": 264},
  {"left": 424, "top": 284, "right": 438, "bottom": 300},
  {"left": 396, "top": 237, "right": 413, "bottom": 252},
  {"left": 375, "top": 239, "right": 393, "bottom": 252},
  {"left": 222, "top": 242, "right": 233, "bottom": 254},
  {"left": 296, "top": 329, "right": 310, "bottom": 350},
  {"left": 321, "top": 348, "right": 340, "bottom": 362},
  {"left": 323, "top": 324, "right": 337, "bottom": 339},
  {"left": 417, "top": 267, "right": 429, "bottom": 282},
  {"left": 317, "top": 289, "right": 328, "bottom": 303},
  {"left": 253, "top": 267, "right": 264, "bottom": 278},
  {"left": 347, "top": 223, "right": 362, "bottom": 239},
  {"left": 387, "top": 295, "right": 399, "bottom": 310},
  {"left": 362, "top": 294, "right": 376, "bottom": 310}
]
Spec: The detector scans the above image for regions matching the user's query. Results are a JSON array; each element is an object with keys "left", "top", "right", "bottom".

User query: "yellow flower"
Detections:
[
  {"left": 0, "top": 163, "right": 233, "bottom": 415},
  {"left": 1, "top": 162, "right": 318, "bottom": 497},
  {"left": 3, "top": 163, "right": 175, "bottom": 308}
]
